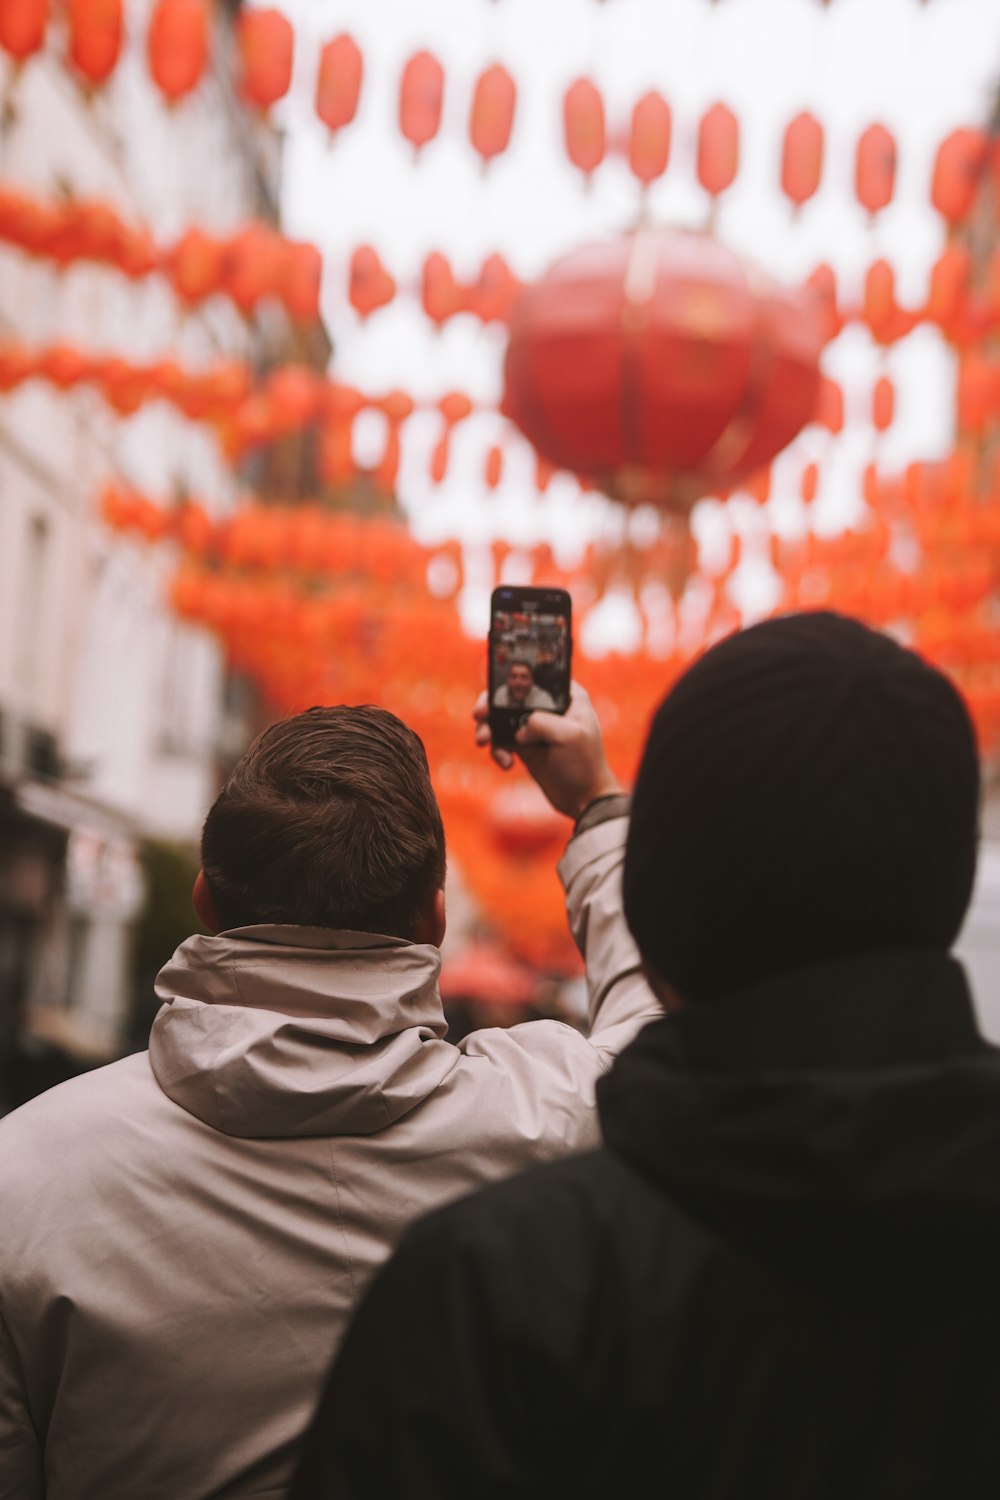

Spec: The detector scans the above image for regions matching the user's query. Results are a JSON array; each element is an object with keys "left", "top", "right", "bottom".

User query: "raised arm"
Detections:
[{"left": 474, "top": 683, "right": 661, "bottom": 1052}]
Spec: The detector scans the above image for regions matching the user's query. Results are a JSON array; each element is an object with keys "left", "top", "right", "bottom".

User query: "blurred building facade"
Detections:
[{"left": 0, "top": 0, "right": 289, "bottom": 1100}]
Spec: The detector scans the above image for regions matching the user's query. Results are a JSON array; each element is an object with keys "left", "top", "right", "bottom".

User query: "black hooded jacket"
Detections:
[{"left": 291, "top": 950, "right": 1000, "bottom": 1499}]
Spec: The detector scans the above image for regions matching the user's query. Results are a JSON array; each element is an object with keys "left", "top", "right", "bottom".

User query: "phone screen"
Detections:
[{"left": 488, "top": 586, "right": 572, "bottom": 746}]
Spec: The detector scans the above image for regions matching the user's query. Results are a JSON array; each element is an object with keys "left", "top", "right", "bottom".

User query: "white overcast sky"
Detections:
[{"left": 269, "top": 0, "right": 1000, "bottom": 646}]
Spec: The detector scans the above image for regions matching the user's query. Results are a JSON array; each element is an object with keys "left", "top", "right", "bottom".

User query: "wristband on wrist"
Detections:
[{"left": 572, "top": 793, "right": 631, "bottom": 837}]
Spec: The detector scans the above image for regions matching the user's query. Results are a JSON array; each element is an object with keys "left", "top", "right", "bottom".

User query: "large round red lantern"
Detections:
[
  {"left": 147, "top": 0, "right": 207, "bottom": 103},
  {"left": 315, "top": 33, "right": 362, "bottom": 138},
  {"left": 0, "top": 0, "right": 49, "bottom": 63},
  {"left": 501, "top": 227, "right": 824, "bottom": 510},
  {"left": 68, "top": 0, "right": 123, "bottom": 87},
  {"left": 236, "top": 7, "right": 293, "bottom": 111}
]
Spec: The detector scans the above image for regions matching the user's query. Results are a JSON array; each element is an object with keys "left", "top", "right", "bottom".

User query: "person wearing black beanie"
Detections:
[
  {"left": 624, "top": 609, "right": 980, "bottom": 1004},
  {"left": 290, "top": 613, "right": 1000, "bottom": 1500}
]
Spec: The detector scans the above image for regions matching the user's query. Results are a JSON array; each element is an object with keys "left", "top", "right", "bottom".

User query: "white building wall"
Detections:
[{"left": 0, "top": 0, "right": 285, "bottom": 1058}]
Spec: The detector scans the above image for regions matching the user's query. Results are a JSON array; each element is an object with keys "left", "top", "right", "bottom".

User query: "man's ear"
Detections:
[
  {"left": 192, "top": 870, "right": 221, "bottom": 934},
  {"left": 413, "top": 887, "right": 446, "bottom": 948}
]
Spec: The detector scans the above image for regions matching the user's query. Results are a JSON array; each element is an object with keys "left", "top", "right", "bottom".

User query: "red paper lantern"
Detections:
[
  {"left": 315, "top": 33, "right": 362, "bottom": 137},
  {"left": 147, "top": 0, "right": 208, "bottom": 103},
  {"left": 628, "top": 90, "right": 671, "bottom": 187},
  {"left": 805, "top": 263, "right": 842, "bottom": 344},
  {"left": 855, "top": 123, "right": 897, "bottom": 216},
  {"left": 236, "top": 7, "right": 293, "bottom": 112},
  {"left": 422, "top": 252, "right": 463, "bottom": 326},
  {"left": 697, "top": 103, "right": 739, "bottom": 199},
  {"left": 563, "top": 78, "right": 605, "bottom": 180},
  {"left": 0, "top": 0, "right": 49, "bottom": 62},
  {"left": 931, "top": 127, "right": 988, "bottom": 226},
  {"left": 484, "top": 444, "right": 504, "bottom": 489},
  {"left": 349, "top": 245, "right": 395, "bottom": 318},
  {"left": 502, "top": 227, "right": 823, "bottom": 510},
  {"left": 164, "top": 227, "right": 225, "bottom": 305},
  {"left": 68, "top": 0, "right": 123, "bottom": 86},
  {"left": 469, "top": 63, "right": 516, "bottom": 166},
  {"left": 281, "top": 241, "right": 323, "bottom": 323},
  {"left": 471, "top": 253, "right": 520, "bottom": 323},
  {"left": 781, "top": 111, "right": 824, "bottom": 208},
  {"left": 926, "top": 245, "right": 972, "bottom": 339},
  {"left": 872, "top": 375, "right": 895, "bottom": 432},
  {"left": 399, "top": 50, "right": 444, "bottom": 154},
  {"left": 225, "top": 223, "right": 284, "bottom": 314}
]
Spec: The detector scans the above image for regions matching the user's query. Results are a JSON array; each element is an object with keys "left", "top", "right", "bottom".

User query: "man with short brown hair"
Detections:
[{"left": 0, "top": 693, "right": 658, "bottom": 1499}]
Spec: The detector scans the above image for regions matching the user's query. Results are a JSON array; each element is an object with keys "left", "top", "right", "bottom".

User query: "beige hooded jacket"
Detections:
[{"left": 0, "top": 815, "right": 659, "bottom": 1500}]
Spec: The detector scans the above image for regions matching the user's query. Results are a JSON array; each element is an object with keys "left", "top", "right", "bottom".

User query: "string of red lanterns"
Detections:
[
  {"left": 1, "top": 13, "right": 992, "bottom": 221},
  {"left": 5, "top": 176, "right": 998, "bottom": 351},
  {"left": 0, "top": 186, "right": 322, "bottom": 323}
]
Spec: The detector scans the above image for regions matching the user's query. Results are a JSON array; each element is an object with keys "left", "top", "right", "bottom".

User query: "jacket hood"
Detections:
[
  {"left": 149, "top": 926, "right": 456, "bottom": 1138},
  {"left": 599, "top": 950, "right": 1000, "bottom": 1296}
]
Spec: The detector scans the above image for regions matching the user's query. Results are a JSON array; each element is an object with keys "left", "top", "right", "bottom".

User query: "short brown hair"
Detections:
[{"left": 200, "top": 705, "right": 446, "bottom": 940}]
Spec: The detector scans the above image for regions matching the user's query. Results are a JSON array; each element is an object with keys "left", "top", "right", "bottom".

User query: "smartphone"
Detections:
[{"left": 488, "top": 585, "right": 572, "bottom": 747}]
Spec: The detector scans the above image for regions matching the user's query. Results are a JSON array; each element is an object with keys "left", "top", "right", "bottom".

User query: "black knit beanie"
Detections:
[{"left": 623, "top": 612, "right": 980, "bottom": 1003}]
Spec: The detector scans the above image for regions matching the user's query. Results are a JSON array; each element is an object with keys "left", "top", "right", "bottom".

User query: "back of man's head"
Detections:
[
  {"left": 200, "top": 704, "right": 446, "bottom": 940},
  {"left": 624, "top": 612, "right": 980, "bottom": 1003}
]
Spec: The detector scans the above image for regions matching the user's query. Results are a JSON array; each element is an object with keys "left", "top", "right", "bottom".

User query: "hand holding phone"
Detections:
[{"left": 488, "top": 586, "right": 572, "bottom": 748}]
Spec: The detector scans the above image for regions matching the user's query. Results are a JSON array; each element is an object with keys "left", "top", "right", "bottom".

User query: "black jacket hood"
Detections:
[{"left": 598, "top": 950, "right": 1000, "bottom": 1298}]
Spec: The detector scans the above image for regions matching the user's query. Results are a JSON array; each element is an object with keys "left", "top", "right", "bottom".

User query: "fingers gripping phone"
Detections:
[{"left": 488, "top": 586, "right": 572, "bottom": 747}]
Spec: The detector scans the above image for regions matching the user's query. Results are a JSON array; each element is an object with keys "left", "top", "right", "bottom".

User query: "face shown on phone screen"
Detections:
[{"left": 488, "top": 587, "right": 572, "bottom": 745}]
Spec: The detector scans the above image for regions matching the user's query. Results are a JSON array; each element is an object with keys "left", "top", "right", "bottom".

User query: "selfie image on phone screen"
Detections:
[{"left": 488, "top": 586, "right": 572, "bottom": 747}]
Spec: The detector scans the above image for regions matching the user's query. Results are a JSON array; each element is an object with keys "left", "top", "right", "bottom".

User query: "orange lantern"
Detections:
[
  {"left": 628, "top": 90, "right": 671, "bottom": 187},
  {"left": 957, "top": 352, "right": 993, "bottom": 432},
  {"left": 815, "top": 376, "right": 844, "bottom": 434},
  {"left": 74, "top": 199, "right": 121, "bottom": 260},
  {"left": 225, "top": 223, "right": 284, "bottom": 314},
  {"left": 236, "top": 7, "right": 293, "bottom": 111},
  {"left": 697, "top": 103, "right": 739, "bottom": 200},
  {"left": 164, "top": 227, "right": 225, "bottom": 305},
  {"left": 265, "top": 366, "right": 324, "bottom": 436},
  {"left": 563, "top": 78, "right": 605, "bottom": 181},
  {"left": 0, "top": 0, "right": 48, "bottom": 62},
  {"left": 349, "top": 245, "right": 395, "bottom": 318},
  {"left": 926, "top": 245, "right": 972, "bottom": 340},
  {"left": 469, "top": 63, "right": 516, "bottom": 167},
  {"left": 872, "top": 375, "right": 895, "bottom": 432},
  {"left": 502, "top": 227, "right": 824, "bottom": 510},
  {"left": 280, "top": 241, "right": 323, "bottom": 323},
  {"left": 781, "top": 110, "right": 824, "bottom": 209},
  {"left": 315, "top": 33, "right": 362, "bottom": 137},
  {"left": 805, "top": 263, "right": 842, "bottom": 344},
  {"left": 863, "top": 259, "right": 899, "bottom": 344},
  {"left": 422, "top": 252, "right": 463, "bottom": 326},
  {"left": 855, "top": 123, "right": 896, "bottom": 216},
  {"left": 931, "top": 127, "right": 988, "bottom": 226},
  {"left": 40, "top": 343, "right": 91, "bottom": 388},
  {"left": 147, "top": 0, "right": 208, "bottom": 103},
  {"left": 399, "top": 50, "right": 444, "bottom": 154},
  {"left": 67, "top": 0, "right": 123, "bottom": 87},
  {"left": 800, "top": 462, "right": 819, "bottom": 505},
  {"left": 484, "top": 444, "right": 504, "bottom": 489},
  {"left": 470, "top": 253, "right": 520, "bottom": 323}
]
